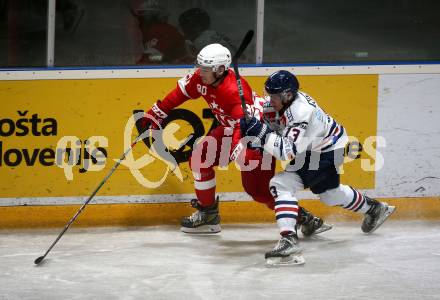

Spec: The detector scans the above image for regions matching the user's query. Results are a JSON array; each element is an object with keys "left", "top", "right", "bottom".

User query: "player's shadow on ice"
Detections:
[
  {"left": 216, "top": 236, "right": 365, "bottom": 269},
  {"left": 216, "top": 239, "right": 277, "bottom": 258},
  {"left": 216, "top": 236, "right": 347, "bottom": 257}
]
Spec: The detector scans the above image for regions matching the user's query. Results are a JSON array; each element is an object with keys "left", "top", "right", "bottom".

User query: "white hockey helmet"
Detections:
[{"left": 196, "top": 43, "right": 231, "bottom": 72}]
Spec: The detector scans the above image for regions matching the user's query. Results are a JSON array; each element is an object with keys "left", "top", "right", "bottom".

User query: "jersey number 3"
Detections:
[{"left": 288, "top": 128, "right": 301, "bottom": 142}]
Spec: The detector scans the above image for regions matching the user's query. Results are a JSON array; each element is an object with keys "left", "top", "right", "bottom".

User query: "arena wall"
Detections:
[{"left": 0, "top": 65, "right": 439, "bottom": 228}]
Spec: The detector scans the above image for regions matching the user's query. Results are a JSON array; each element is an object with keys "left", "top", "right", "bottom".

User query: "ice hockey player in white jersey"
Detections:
[{"left": 240, "top": 70, "right": 396, "bottom": 266}]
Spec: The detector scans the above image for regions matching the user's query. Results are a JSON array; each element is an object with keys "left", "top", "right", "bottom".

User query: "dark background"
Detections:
[{"left": 1, "top": 0, "right": 439, "bottom": 67}]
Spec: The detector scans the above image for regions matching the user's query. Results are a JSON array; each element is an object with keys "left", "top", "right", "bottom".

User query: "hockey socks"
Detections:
[{"left": 274, "top": 197, "right": 299, "bottom": 234}]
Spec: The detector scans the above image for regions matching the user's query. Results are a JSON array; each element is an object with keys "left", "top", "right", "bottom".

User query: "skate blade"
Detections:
[
  {"left": 266, "top": 254, "right": 305, "bottom": 267},
  {"left": 180, "top": 224, "right": 221, "bottom": 234},
  {"left": 368, "top": 205, "right": 396, "bottom": 234},
  {"left": 314, "top": 223, "right": 333, "bottom": 235}
]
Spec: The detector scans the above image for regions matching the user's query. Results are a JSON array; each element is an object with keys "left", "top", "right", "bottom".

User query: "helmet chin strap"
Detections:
[
  {"left": 279, "top": 92, "right": 294, "bottom": 114},
  {"left": 281, "top": 92, "right": 294, "bottom": 105},
  {"left": 211, "top": 68, "right": 227, "bottom": 86}
]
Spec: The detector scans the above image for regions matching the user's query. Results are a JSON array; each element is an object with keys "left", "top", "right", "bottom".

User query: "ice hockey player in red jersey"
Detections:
[
  {"left": 240, "top": 70, "right": 396, "bottom": 266},
  {"left": 132, "top": 0, "right": 186, "bottom": 64},
  {"left": 141, "top": 44, "right": 330, "bottom": 236}
]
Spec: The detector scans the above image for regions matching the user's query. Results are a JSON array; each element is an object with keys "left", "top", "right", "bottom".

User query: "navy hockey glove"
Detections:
[{"left": 240, "top": 117, "right": 272, "bottom": 147}]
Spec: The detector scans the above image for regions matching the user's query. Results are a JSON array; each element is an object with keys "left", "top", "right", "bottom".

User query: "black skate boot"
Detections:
[
  {"left": 180, "top": 197, "right": 221, "bottom": 234},
  {"left": 298, "top": 207, "right": 333, "bottom": 237},
  {"left": 361, "top": 197, "right": 396, "bottom": 233},
  {"left": 265, "top": 232, "right": 305, "bottom": 266}
]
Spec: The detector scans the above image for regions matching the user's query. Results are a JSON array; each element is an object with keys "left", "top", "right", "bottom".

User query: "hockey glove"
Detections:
[
  {"left": 240, "top": 116, "right": 272, "bottom": 148},
  {"left": 140, "top": 100, "right": 169, "bottom": 131}
]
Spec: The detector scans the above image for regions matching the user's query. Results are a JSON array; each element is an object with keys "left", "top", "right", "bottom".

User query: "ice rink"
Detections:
[{"left": 1, "top": 221, "right": 440, "bottom": 300}]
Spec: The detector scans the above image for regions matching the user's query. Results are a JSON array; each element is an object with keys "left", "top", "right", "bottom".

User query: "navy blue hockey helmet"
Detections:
[{"left": 264, "top": 70, "right": 299, "bottom": 95}]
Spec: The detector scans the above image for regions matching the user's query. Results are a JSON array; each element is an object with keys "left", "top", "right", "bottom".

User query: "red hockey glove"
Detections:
[{"left": 140, "top": 100, "right": 169, "bottom": 130}]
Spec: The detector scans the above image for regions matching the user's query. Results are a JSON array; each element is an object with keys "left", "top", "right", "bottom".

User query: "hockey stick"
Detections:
[
  {"left": 34, "top": 128, "right": 150, "bottom": 265},
  {"left": 232, "top": 30, "right": 254, "bottom": 120}
]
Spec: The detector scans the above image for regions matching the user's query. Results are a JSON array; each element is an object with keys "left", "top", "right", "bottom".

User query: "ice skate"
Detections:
[
  {"left": 265, "top": 232, "right": 305, "bottom": 266},
  {"left": 299, "top": 208, "right": 333, "bottom": 237},
  {"left": 361, "top": 198, "right": 396, "bottom": 233},
  {"left": 180, "top": 197, "right": 221, "bottom": 234}
]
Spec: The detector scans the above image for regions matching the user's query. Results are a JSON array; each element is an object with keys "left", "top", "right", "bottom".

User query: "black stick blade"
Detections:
[
  {"left": 233, "top": 30, "right": 254, "bottom": 62},
  {"left": 34, "top": 256, "right": 44, "bottom": 265}
]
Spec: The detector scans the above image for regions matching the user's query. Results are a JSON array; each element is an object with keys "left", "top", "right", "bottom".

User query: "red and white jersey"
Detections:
[
  {"left": 262, "top": 91, "right": 348, "bottom": 161},
  {"left": 137, "top": 23, "right": 186, "bottom": 64},
  {"left": 177, "top": 68, "right": 253, "bottom": 128},
  {"left": 160, "top": 68, "right": 254, "bottom": 158}
]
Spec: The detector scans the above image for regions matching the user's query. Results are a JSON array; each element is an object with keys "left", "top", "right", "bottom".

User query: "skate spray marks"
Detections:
[{"left": 266, "top": 254, "right": 306, "bottom": 267}]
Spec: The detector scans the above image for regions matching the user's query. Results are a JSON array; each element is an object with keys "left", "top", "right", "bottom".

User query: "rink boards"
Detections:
[{"left": 0, "top": 65, "right": 439, "bottom": 227}]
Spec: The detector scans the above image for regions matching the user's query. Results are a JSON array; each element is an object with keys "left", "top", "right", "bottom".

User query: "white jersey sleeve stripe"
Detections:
[
  {"left": 177, "top": 77, "right": 191, "bottom": 98},
  {"left": 321, "top": 126, "right": 345, "bottom": 151},
  {"left": 324, "top": 120, "right": 337, "bottom": 139},
  {"left": 264, "top": 133, "right": 297, "bottom": 161}
]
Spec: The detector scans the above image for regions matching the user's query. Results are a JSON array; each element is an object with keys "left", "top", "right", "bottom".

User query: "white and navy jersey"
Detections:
[{"left": 263, "top": 91, "right": 348, "bottom": 161}]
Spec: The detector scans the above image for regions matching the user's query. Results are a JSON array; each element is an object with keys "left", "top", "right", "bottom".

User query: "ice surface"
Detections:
[{"left": 1, "top": 221, "right": 440, "bottom": 300}]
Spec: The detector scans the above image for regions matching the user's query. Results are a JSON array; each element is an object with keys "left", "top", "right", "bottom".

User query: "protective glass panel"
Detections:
[
  {"left": 54, "top": 0, "right": 256, "bottom": 67},
  {"left": 263, "top": 0, "right": 440, "bottom": 64},
  {"left": 0, "top": 0, "right": 48, "bottom": 67}
]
